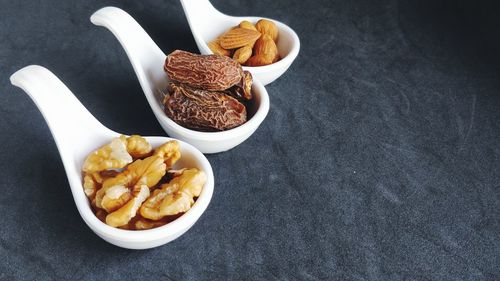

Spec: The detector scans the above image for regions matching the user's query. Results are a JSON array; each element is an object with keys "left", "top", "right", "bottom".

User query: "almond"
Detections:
[
  {"left": 245, "top": 54, "right": 275, "bottom": 67},
  {"left": 207, "top": 39, "right": 231, "bottom": 57},
  {"left": 255, "top": 19, "right": 278, "bottom": 42},
  {"left": 233, "top": 45, "right": 252, "bottom": 64},
  {"left": 239, "top": 20, "right": 258, "bottom": 31},
  {"left": 219, "top": 28, "right": 261, "bottom": 50},
  {"left": 253, "top": 34, "right": 278, "bottom": 60}
]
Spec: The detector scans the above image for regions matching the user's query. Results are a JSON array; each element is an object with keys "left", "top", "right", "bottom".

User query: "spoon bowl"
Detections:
[
  {"left": 179, "top": 0, "right": 300, "bottom": 85},
  {"left": 91, "top": 7, "right": 270, "bottom": 154},
  {"left": 10, "top": 65, "right": 215, "bottom": 249}
]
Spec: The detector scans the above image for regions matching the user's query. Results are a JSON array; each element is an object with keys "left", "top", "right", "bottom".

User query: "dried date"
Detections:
[
  {"left": 163, "top": 83, "right": 247, "bottom": 131},
  {"left": 164, "top": 50, "right": 244, "bottom": 91},
  {"left": 224, "top": 70, "right": 253, "bottom": 101}
]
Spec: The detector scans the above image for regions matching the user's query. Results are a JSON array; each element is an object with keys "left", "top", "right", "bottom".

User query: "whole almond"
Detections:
[
  {"left": 220, "top": 28, "right": 261, "bottom": 50},
  {"left": 239, "top": 20, "right": 258, "bottom": 31},
  {"left": 207, "top": 39, "right": 231, "bottom": 57},
  {"left": 253, "top": 34, "right": 278, "bottom": 60},
  {"left": 255, "top": 19, "right": 278, "bottom": 42},
  {"left": 233, "top": 45, "right": 252, "bottom": 64},
  {"left": 245, "top": 54, "right": 275, "bottom": 67}
]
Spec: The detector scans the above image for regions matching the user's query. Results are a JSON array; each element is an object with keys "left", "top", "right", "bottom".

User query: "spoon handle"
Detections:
[
  {"left": 178, "top": 0, "right": 227, "bottom": 55},
  {"left": 91, "top": 7, "right": 166, "bottom": 89},
  {"left": 10, "top": 65, "right": 112, "bottom": 157}
]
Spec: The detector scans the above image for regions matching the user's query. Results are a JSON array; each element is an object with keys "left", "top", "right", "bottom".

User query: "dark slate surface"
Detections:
[{"left": 1, "top": 0, "right": 500, "bottom": 280}]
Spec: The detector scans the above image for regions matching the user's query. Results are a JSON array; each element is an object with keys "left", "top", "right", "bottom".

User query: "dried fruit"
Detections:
[
  {"left": 207, "top": 39, "right": 231, "bottom": 57},
  {"left": 255, "top": 19, "right": 278, "bottom": 42},
  {"left": 225, "top": 70, "right": 252, "bottom": 101},
  {"left": 164, "top": 83, "right": 247, "bottom": 131},
  {"left": 164, "top": 50, "right": 244, "bottom": 91},
  {"left": 239, "top": 20, "right": 258, "bottom": 31},
  {"left": 219, "top": 27, "right": 261, "bottom": 49},
  {"left": 140, "top": 168, "right": 207, "bottom": 220},
  {"left": 242, "top": 71, "right": 253, "bottom": 100},
  {"left": 163, "top": 50, "right": 253, "bottom": 131},
  {"left": 233, "top": 45, "right": 252, "bottom": 64}
]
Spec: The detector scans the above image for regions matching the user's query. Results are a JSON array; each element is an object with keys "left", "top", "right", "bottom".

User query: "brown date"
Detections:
[
  {"left": 164, "top": 50, "right": 244, "bottom": 91},
  {"left": 224, "top": 70, "right": 253, "bottom": 101},
  {"left": 163, "top": 83, "right": 247, "bottom": 131}
]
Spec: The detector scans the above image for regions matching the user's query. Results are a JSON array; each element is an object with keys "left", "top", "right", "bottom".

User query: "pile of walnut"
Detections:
[
  {"left": 82, "top": 135, "right": 206, "bottom": 230},
  {"left": 208, "top": 19, "right": 280, "bottom": 66},
  {"left": 163, "top": 50, "right": 253, "bottom": 131}
]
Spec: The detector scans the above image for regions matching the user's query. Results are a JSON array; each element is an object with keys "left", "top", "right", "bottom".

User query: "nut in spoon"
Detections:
[
  {"left": 179, "top": 0, "right": 300, "bottom": 85},
  {"left": 90, "top": 7, "right": 270, "bottom": 154},
  {"left": 10, "top": 65, "right": 215, "bottom": 249}
]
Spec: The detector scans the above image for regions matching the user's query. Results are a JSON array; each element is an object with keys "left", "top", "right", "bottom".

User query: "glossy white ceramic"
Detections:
[
  {"left": 179, "top": 0, "right": 300, "bottom": 85},
  {"left": 10, "top": 65, "right": 215, "bottom": 249},
  {"left": 91, "top": 7, "right": 270, "bottom": 154}
]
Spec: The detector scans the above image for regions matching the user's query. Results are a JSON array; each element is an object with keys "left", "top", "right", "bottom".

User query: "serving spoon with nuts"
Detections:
[
  {"left": 179, "top": 0, "right": 300, "bottom": 85},
  {"left": 10, "top": 65, "right": 214, "bottom": 249},
  {"left": 91, "top": 7, "right": 270, "bottom": 154}
]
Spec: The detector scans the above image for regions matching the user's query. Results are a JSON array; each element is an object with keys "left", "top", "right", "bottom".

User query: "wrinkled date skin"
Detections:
[
  {"left": 163, "top": 50, "right": 254, "bottom": 131},
  {"left": 164, "top": 83, "right": 247, "bottom": 131},
  {"left": 164, "top": 50, "right": 244, "bottom": 91},
  {"left": 164, "top": 50, "right": 253, "bottom": 102},
  {"left": 227, "top": 70, "right": 253, "bottom": 101}
]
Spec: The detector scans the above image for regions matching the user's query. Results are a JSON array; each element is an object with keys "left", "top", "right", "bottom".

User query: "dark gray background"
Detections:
[{"left": 1, "top": 0, "right": 500, "bottom": 280}]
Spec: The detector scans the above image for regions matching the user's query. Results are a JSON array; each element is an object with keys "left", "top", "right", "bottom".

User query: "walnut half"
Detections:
[{"left": 140, "top": 168, "right": 207, "bottom": 220}]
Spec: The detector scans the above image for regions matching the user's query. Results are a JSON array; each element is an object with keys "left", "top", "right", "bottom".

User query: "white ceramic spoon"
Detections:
[
  {"left": 91, "top": 7, "right": 270, "bottom": 154},
  {"left": 179, "top": 0, "right": 300, "bottom": 85},
  {"left": 10, "top": 65, "right": 214, "bottom": 250}
]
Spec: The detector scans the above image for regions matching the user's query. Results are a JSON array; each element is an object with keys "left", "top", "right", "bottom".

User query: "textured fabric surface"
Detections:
[{"left": 1, "top": 0, "right": 500, "bottom": 280}]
